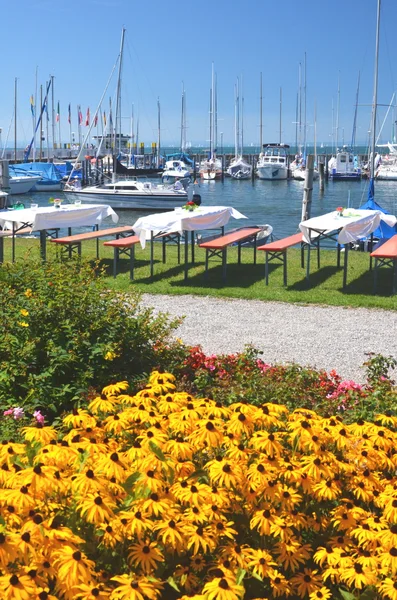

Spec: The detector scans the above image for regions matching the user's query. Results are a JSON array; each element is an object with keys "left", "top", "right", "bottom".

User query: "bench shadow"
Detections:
[
  {"left": 168, "top": 262, "right": 265, "bottom": 289},
  {"left": 342, "top": 269, "right": 395, "bottom": 297},
  {"left": 288, "top": 265, "right": 342, "bottom": 290}
]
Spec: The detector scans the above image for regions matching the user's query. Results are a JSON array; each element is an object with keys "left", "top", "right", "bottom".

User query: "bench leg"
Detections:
[
  {"left": 130, "top": 245, "right": 135, "bottom": 281},
  {"left": 301, "top": 243, "right": 304, "bottom": 268},
  {"left": 343, "top": 244, "right": 348, "bottom": 289},
  {"left": 112, "top": 248, "right": 118, "bottom": 278},
  {"left": 283, "top": 251, "right": 287, "bottom": 286},
  {"left": 393, "top": 259, "right": 397, "bottom": 295},
  {"left": 253, "top": 237, "right": 257, "bottom": 265},
  {"left": 238, "top": 242, "right": 242, "bottom": 264},
  {"left": 162, "top": 237, "right": 166, "bottom": 264},
  {"left": 150, "top": 232, "right": 154, "bottom": 280},
  {"left": 265, "top": 252, "right": 269, "bottom": 285},
  {"left": 222, "top": 249, "right": 227, "bottom": 283},
  {"left": 306, "top": 244, "right": 311, "bottom": 282},
  {"left": 191, "top": 231, "right": 195, "bottom": 265},
  {"left": 317, "top": 240, "right": 320, "bottom": 269},
  {"left": 184, "top": 232, "right": 189, "bottom": 281},
  {"left": 177, "top": 234, "right": 181, "bottom": 264},
  {"left": 205, "top": 249, "right": 209, "bottom": 280},
  {"left": 373, "top": 258, "right": 378, "bottom": 294}
]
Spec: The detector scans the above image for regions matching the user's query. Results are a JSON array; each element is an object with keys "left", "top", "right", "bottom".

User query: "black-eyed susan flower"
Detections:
[
  {"left": 53, "top": 546, "right": 95, "bottom": 590},
  {"left": 0, "top": 573, "right": 37, "bottom": 600},
  {"left": 246, "top": 548, "right": 277, "bottom": 579},
  {"left": 202, "top": 575, "right": 244, "bottom": 600},
  {"left": 290, "top": 568, "right": 322, "bottom": 598},
  {"left": 110, "top": 574, "right": 163, "bottom": 600},
  {"left": 339, "top": 559, "right": 377, "bottom": 589},
  {"left": 127, "top": 540, "right": 163, "bottom": 574},
  {"left": 77, "top": 493, "right": 116, "bottom": 525},
  {"left": 102, "top": 381, "right": 129, "bottom": 396},
  {"left": 309, "top": 587, "right": 333, "bottom": 600},
  {"left": 379, "top": 577, "right": 397, "bottom": 600}
]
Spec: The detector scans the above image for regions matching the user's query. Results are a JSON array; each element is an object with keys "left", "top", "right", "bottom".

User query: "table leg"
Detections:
[
  {"left": 343, "top": 244, "right": 348, "bottom": 289},
  {"left": 306, "top": 244, "right": 311, "bottom": 282},
  {"left": 191, "top": 231, "right": 195, "bottom": 265},
  {"left": 222, "top": 249, "right": 227, "bottom": 283},
  {"left": 150, "top": 232, "right": 154, "bottom": 280},
  {"left": 184, "top": 231, "right": 188, "bottom": 281},
  {"left": 265, "top": 252, "right": 269, "bottom": 285},
  {"left": 369, "top": 233, "right": 374, "bottom": 270},
  {"left": 393, "top": 259, "right": 397, "bottom": 295},
  {"left": 337, "top": 243, "right": 341, "bottom": 268},
  {"left": 373, "top": 258, "right": 378, "bottom": 294},
  {"left": 12, "top": 222, "right": 16, "bottom": 263},
  {"left": 130, "top": 245, "right": 135, "bottom": 281},
  {"left": 40, "top": 230, "right": 47, "bottom": 261}
]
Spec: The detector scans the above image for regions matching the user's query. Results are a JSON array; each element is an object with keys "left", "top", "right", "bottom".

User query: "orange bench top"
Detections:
[
  {"left": 198, "top": 227, "right": 262, "bottom": 250},
  {"left": 370, "top": 234, "right": 397, "bottom": 258},
  {"left": 0, "top": 227, "right": 32, "bottom": 237},
  {"left": 257, "top": 232, "right": 303, "bottom": 252},
  {"left": 51, "top": 226, "right": 135, "bottom": 244},
  {"left": 103, "top": 235, "right": 140, "bottom": 248}
]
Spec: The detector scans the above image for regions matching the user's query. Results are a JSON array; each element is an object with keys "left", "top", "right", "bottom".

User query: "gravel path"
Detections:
[{"left": 141, "top": 294, "right": 397, "bottom": 382}]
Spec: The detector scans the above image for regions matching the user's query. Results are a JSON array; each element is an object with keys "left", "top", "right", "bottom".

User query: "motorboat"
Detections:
[
  {"left": 256, "top": 143, "right": 290, "bottom": 180},
  {"left": 9, "top": 162, "right": 63, "bottom": 191},
  {"left": 161, "top": 159, "right": 191, "bottom": 184},
  {"left": 328, "top": 146, "right": 361, "bottom": 181},
  {"left": 199, "top": 157, "right": 222, "bottom": 180},
  {"left": 8, "top": 175, "right": 42, "bottom": 195},
  {"left": 63, "top": 178, "right": 189, "bottom": 210}
]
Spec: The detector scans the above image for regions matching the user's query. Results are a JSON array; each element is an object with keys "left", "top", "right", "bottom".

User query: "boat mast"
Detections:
[
  {"left": 336, "top": 72, "right": 340, "bottom": 149},
  {"left": 33, "top": 66, "right": 38, "bottom": 162},
  {"left": 180, "top": 83, "right": 185, "bottom": 152},
  {"left": 303, "top": 52, "right": 307, "bottom": 158},
  {"left": 259, "top": 72, "right": 263, "bottom": 149},
  {"left": 298, "top": 62, "right": 302, "bottom": 155},
  {"left": 279, "top": 87, "right": 282, "bottom": 144},
  {"left": 157, "top": 98, "right": 161, "bottom": 168},
  {"left": 241, "top": 79, "right": 245, "bottom": 157},
  {"left": 210, "top": 63, "right": 214, "bottom": 159},
  {"left": 351, "top": 71, "right": 360, "bottom": 150},
  {"left": 234, "top": 79, "right": 238, "bottom": 159},
  {"left": 370, "top": 0, "right": 381, "bottom": 184},
  {"left": 14, "top": 77, "right": 17, "bottom": 163},
  {"left": 51, "top": 74, "right": 55, "bottom": 157},
  {"left": 114, "top": 27, "right": 126, "bottom": 156}
]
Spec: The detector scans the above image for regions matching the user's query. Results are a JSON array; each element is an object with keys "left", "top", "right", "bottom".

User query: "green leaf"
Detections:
[
  {"left": 236, "top": 568, "right": 246, "bottom": 585},
  {"left": 250, "top": 571, "right": 264, "bottom": 582},
  {"left": 358, "top": 588, "right": 377, "bottom": 600},
  {"left": 167, "top": 577, "right": 180, "bottom": 592},
  {"left": 149, "top": 441, "right": 166, "bottom": 462},
  {"left": 338, "top": 588, "right": 357, "bottom": 600},
  {"left": 121, "top": 472, "right": 141, "bottom": 493}
]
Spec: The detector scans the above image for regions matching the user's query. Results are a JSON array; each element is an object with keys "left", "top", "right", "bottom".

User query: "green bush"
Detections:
[{"left": 0, "top": 259, "right": 182, "bottom": 421}]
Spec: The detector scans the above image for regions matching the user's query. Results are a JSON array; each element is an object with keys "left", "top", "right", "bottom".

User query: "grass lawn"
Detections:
[{"left": 3, "top": 236, "right": 397, "bottom": 310}]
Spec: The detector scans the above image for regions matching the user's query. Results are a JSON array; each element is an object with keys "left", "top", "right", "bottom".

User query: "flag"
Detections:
[
  {"left": 78, "top": 107, "right": 83, "bottom": 125},
  {"left": 56, "top": 101, "right": 60, "bottom": 123},
  {"left": 85, "top": 107, "right": 90, "bottom": 126},
  {"left": 94, "top": 113, "right": 98, "bottom": 127},
  {"left": 68, "top": 103, "right": 71, "bottom": 124},
  {"left": 30, "top": 95, "right": 34, "bottom": 117},
  {"left": 44, "top": 100, "right": 49, "bottom": 121},
  {"left": 103, "top": 111, "right": 107, "bottom": 126}
]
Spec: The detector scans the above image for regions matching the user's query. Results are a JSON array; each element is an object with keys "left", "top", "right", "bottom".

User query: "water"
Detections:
[{"left": 9, "top": 176, "right": 397, "bottom": 240}]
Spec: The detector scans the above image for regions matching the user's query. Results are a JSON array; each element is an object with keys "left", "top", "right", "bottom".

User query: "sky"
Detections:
[{"left": 1, "top": 0, "right": 397, "bottom": 150}]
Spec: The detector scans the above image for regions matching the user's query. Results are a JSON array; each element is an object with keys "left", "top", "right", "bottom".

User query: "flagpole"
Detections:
[{"left": 77, "top": 105, "right": 82, "bottom": 149}]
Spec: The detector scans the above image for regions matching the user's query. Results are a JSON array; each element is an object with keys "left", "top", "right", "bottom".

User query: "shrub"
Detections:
[
  {"left": 0, "top": 371, "right": 396, "bottom": 599},
  {"left": 0, "top": 259, "right": 182, "bottom": 421}
]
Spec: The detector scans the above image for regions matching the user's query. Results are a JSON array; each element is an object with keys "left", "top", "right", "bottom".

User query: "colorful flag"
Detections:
[
  {"left": 68, "top": 103, "right": 71, "bottom": 124},
  {"left": 85, "top": 107, "right": 90, "bottom": 127},
  {"left": 78, "top": 107, "right": 83, "bottom": 125},
  {"left": 94, "top": 113, "right": 98, "bottom": 127},
  {"left": 30, "top": 95, "right": 34, "bottom": 117},
  {"left": 103, "top": 111, "right": 107, "bottom": 126},
  {"left": 56, "top": 101, "right": 60, "bottom": 123}
]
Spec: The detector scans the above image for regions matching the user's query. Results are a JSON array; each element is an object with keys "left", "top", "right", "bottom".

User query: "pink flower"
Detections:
[
  {"left": 33, "top": 410, "right": 45, "bottom": 425},
  {"left": 13, "top": 407, "right": 25, "bottom": 419},
  {"left": 3, "top": 409, "right": 14, "bottom": 416}
]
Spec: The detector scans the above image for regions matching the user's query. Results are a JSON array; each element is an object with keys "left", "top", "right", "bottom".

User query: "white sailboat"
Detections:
[
  {"left": 200, "top": 64, "right": 222, "bottom": 180},
  {"left": 256, "top": 88, "right": 290, "bottom": 180},
  {"left": 227, "top": 77, "right": 252, "bottom": 180}
]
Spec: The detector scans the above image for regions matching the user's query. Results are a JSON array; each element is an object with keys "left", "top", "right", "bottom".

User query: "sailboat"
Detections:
[
  {"left": 199, "top": 64, "right": 222, "bottom": 180},
  {"left": 227, "top": 77, "right": 252, "bottom": 180},
  {"left": 256, "top": 88, "right": 290, "bottom": 180},
  {"left": 162, "top": 84, "right": 192, "bottom": 185}
]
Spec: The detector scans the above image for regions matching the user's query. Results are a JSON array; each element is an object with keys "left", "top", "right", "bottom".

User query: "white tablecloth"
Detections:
[
  {"left": 0, "top": 204, "right": 119, "bottom": 232},
  {"left": 299, "top": 209, "right": 397, "bottom": 244},
  {"left": 132, "top": 205, "right": 248, "bottom": 248}
]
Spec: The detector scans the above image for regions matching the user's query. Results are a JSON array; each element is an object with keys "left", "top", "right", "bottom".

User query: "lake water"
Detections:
[{"left": 9, "top": 176, "right": 397, "bottom": 240}]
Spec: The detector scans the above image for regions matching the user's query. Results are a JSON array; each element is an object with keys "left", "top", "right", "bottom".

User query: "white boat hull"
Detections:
[
  {"left": 32, "top": 181, "right": 63, "bottom": 192},
  {"left": 8, "top": 176, "right": 42, "bottom": 195},
  {"left": 63, "top": 188, "right": 188, "bottom": 210},
  {"left": 256, "top": 165, "right": 288, "bottom": 180}
]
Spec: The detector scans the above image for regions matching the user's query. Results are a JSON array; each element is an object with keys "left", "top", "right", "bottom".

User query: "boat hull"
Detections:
[
  {"left": 63, "top": 189, "right": 188, "bottom": 210},
  {"left": 330, "top": 173, "right": 361, "bottom": 181},
  {"left": 256, "top": 165, "right": 288, "bottom": 180},
  {"left": 9, "top": 176, "right": 42, "bottom": 195},
  {"left": 32, "top": 181, "right": 63, "bottom": 192}
]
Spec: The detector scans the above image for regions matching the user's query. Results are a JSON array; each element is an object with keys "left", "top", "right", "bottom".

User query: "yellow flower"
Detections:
[
  {"left": 20, "top": 309, "right": 29, "bottom": 316},
  {"left": 0, "top": 573, "right": 37, "bottom": 599},
  {"left": 18, "top": 321, "right": 29, "bottom": 327},
  {"left": 104, "top": 351, "right": 117, "bottom": 361},
  {"left": 24, "top": 289, "right": 33, "bottom": 297},
  {"left": 127, "top": 540, "right": 164, "bottom": 574},
  {"left": 102, "top": 381, "right": 129, "bottom": 396},
  {"left": 110, "top": 574, "right": 163, "bottom": 600},
  {"left": 202, "top": 575, "right": 245, "bottom": 600}
]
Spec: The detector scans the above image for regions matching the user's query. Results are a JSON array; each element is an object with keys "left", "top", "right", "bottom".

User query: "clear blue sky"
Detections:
[{"left": 1, "top": 0, "right": 396, "bottom": 149}]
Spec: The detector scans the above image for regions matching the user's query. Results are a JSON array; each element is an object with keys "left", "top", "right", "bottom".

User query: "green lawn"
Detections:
[{"left": 3, "top": 237, "right": 397, "bottom": 310}]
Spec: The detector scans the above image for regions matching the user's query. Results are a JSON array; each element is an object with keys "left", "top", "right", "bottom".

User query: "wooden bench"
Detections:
[
  {"left": 198, "top": 227, "right": 263, "bottom": 282},
  {"left": 50, "top": 225, "right": 135, "bottom": 259},
  {"left": 0, "top": 227, "right": 33, "bottom": 263},
  {"left": 257, "top": 232, "right": 304, "bottom": 286},
  {"left": 103, "top": 235, "right": 141, "bottom": 280},
  {"left": 370, "top": 234, "right": 397, "bottom": 294}
]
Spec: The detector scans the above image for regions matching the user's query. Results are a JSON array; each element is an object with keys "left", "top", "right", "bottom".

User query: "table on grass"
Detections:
[
  {"left": 0, "top": 204, "right": 119, "bottom": 261},
  {"left": 299, "top": 209, "right": 397, "bottom": 288},
  {"left": 132, "top": 205, "right": 248, "bottom": 280}
]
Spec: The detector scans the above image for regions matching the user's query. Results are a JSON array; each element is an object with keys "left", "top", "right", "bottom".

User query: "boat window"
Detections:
[
  {"left": 340, "top": 155, "right": 347, "bottom": 163},
  {"left": 349, "top": 156, "right": 353, "bottom": 163},
  {"left": 279, "top": 158, "right": 285, "bottom": 163}
]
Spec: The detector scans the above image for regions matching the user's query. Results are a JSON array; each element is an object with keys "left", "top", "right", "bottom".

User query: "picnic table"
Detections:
[
  {"left": 299, "top": 208, "right": 397, "bottom": 287},
  {"left": 0, "top": 203, "right": 119, "bottom": 261}
]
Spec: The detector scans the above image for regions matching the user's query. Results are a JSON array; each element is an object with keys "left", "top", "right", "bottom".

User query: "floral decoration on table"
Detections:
[
  {"left": 182, "top": 201, "right": 199, "bottom": 211},
  {"left": 336, "top": 206, "right": 345, "bottom": 216},
  {"left": 49, "top": 197, "right": 63, "bottom": 208}
]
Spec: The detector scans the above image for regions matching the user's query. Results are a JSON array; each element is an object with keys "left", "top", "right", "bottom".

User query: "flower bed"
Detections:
[{"left": 0, "top": 371, "right": 396, "bottom": 599}]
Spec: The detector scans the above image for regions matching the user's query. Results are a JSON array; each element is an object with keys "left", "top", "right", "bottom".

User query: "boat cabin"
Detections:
[{"left": 260, "top": 144, "right": 290, "bottom": 164}]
